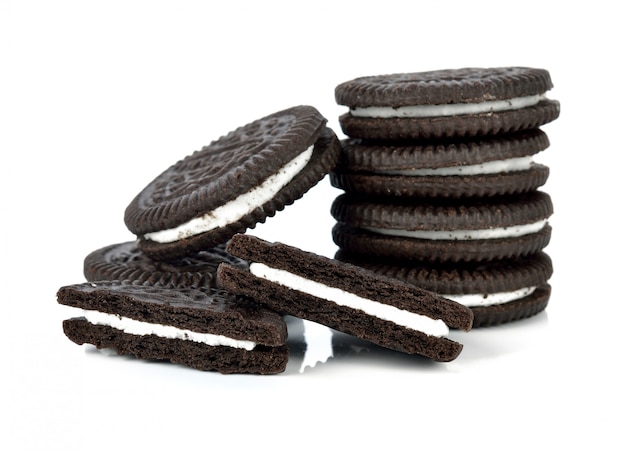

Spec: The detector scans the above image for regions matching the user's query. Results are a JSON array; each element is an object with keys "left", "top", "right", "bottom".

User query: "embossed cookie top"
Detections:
[
  {"left": 335, "top": 67, "right": 554, "bottom": 108},
  {"left": 84, "top": 241, "right": 248, "bottom": 288},
  {"left": 124, "top": 105, "right": 326, "bottom": 235}
]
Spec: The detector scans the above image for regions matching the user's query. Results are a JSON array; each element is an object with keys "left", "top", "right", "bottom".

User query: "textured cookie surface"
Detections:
[
  {"left": 335, "top": 67, "right": 559, "bottom": 139},
  {"left": 331, "top": 192, "right": 553, "bottom": 262},
  {"left": 84, "top": 241, "right": 248, "bottom": 288},
  {"left": 335, "top": 250, "right": 553, "bottom": 326},
  {"left": 217, "top": 234, "right": 473, "bottom": 362},
  {"left": 331, "top": 130, "right": 550, "bottom": 197},
  {"left": 124, "top": 106, "right": 340, "bottom": 260},
  {"left": 58, "top": 281, "right": 288, "bottom": 374},
  {"left": 335, "top": 67, "right": 555, "bottom": 107}
]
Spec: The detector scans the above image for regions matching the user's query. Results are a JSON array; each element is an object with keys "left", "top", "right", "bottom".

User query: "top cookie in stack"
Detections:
[
  {"left": 334, "top": 67, "right": 559, "bottom": 141},
  {"left": 331, "top": 67, "right": 560, "bottom": 327}
]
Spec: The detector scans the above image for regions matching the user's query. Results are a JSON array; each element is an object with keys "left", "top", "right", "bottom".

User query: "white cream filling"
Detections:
[
  {"left": 249, "top": 262, "right": 449, "bottom": 338},
  {"left": 80, "top": 309, "right": 256, "bottom": 350},
  {"left": 443, "top": 286, "right": 536, "bottom": 308},
  {"left": 365, "top": 219, "right": 548, "bottom": 241},
  {"left": 351, "top": 94, "right": 546, "bottom": 118},
  {"left": 377, "top": 156, "right": 533, "bottom": 176},
  {"left": 144, "top": 146, "right": 314, "bottom": 244}
]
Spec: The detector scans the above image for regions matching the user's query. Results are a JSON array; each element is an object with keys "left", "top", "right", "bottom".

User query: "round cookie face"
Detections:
[
  {"left": 331, "top": 130, "right": 550, "bottom": 198},
  {"left": 83, "top": 241, "right": 249, "bottom": 289},
  {"left": 331, "top": 191, "right": 553, "bottom": 263},
  {"left": 124, "top": 106, "right": 340, "bottom": 260},
  {"left": 335, "top": 67, "right": 560, "bottom": 139},
  {"left": 335, "top": 250, "right": 553, "bottom": 327}
]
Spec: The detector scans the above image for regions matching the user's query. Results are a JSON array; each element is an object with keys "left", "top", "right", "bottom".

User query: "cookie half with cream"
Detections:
[
  {"left": 331, "top": 191, "right": 553, "bottom": 263},
  {"left": 330, "top": 129, "right": 550, "bottom": 198},
  {"left": 335, "top": 67, "right": 560, "bottom": 140},
  {"left": 336, "top": 250, "right": 552, "bottom": 327},
  {"left": 217, "top": 234, "right": 473, "bottom": 362},
  {"left": 57, "top": 281, "right": 289, "bottom": 374},
  {"left": 124, "top": 105, "right": 340, "bottom": 260}
]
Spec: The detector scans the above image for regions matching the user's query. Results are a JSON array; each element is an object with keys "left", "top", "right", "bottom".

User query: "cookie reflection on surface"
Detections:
[
  {"left": 300, "top": 320, "right": 333, "bottom": 372},
  {"left": 330, "top": 330, "right": 437, "bottom": 370}
]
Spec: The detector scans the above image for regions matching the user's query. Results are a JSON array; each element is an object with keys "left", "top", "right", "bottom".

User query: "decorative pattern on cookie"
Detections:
[
  {"left": 57, "top": 281, "right": 289, "bottom": 374},
  {"left": 217, "top": 234, "right": 474, "bottom": 362},
  {"left": 124, "top": 106, "right": 340, "bottom": 260},
  {"left": 335, "top": 67, "right": 560, "bottom": 140},
  {"left": 83, "top": 241, "right": 248, "bottom": 289}
]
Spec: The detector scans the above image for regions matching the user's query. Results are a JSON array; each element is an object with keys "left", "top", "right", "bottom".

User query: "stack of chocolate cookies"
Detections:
[{"left": 331, "top": 67, "right": 560, "bottom": 327}]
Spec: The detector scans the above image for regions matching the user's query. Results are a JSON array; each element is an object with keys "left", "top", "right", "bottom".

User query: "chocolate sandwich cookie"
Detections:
[
  {"left": 124, "top": 106, "right": 341, "bottom": 261},
  {"left": 330, "top": 129, "right": 550, "bottom": 198},
  {"left": 335, "top": 67, "right": 560, "bottom": 140},
  {"left": 217, "top": 234, "right": 473, "bottom": 362},
  {"left": 331, "top": 191, "right": 553, "bottom": 263},
  {"left": 58, "top": 281, "right": 289, "bottom": 374},
  {"left": 83, "top": 241, "right": 248, "bottom": 289},
  {"left": 336, "top": 250, "right": 553, "bottom": 327}
]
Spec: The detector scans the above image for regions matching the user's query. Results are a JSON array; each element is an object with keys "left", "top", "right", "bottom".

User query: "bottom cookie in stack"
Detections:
[{"left": 335, "top": 250, "right": 552, "bottom": 328}]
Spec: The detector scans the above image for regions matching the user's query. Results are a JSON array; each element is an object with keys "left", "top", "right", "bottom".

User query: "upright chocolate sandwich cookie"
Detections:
[
  {"left": 124, "top": 106, "right": 340, "bottom": 260},
  {"left": 217, "top": 234, "right": 473, "bottom": 362},
  {"left": 335, "top": 67, "right": 560, "bottom": 140},
  {"left": 331, "top": 191, "right": 553, "bottom": 263},
  {"left": 83, "top": 241, "right": 248, "bottom": 289},
  {"left": 330, "top": 129, "right": 550, "bottom": 198},
  {"left": 336, "top": 250, "right": 553, "bottom": 327},
  {"left": 58, "top": 281, "right": 289, "bottom": 374}
]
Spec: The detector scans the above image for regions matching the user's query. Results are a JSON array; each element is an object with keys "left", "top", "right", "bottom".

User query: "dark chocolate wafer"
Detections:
[
  {"left": 336, "top": 250, "right": 553, "bottom": 327},
  {"left": 58, "top": 281, "right": 289, "bottom": 374},
  {"left": 335, "top": 67, "right": 560, "bottom": 140},
  {"left": 331, "top": 191, "right": 553, "bottom": 262},
  {"left": 330, "top": 130, "right": 550, "bottom": 198},
  {"left": 217, "top": 234, "right": 473, "bottom": 362}
]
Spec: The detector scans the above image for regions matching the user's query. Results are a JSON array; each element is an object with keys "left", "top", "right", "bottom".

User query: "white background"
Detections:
[{"left": 2, "top": 1, "right": 624, "bottom": 450}]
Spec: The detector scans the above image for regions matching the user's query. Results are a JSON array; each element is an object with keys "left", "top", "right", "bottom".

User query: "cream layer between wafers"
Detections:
[
  {"left": 249, "top": 263, "right": 450, "bottom": 338},
  {"left": 442, "top": 287, "right": 536, "bottom": 308},
  {"left": 350, "top": 94, "right": 546, "bottom": 118},
  {"left": 78, "top": 309, "right": 256, "bottom": 350},
  {"left": 376, "top": 156, "right": 534, "bottom": 176},
  {"left": 145, "top": 146, "right": 314, "bottom": 244},
  {"left": 364, "top": 219, "right": 548, "bottom": 241}
]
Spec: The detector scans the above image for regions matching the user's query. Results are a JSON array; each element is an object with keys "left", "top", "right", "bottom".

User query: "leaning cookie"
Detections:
[
  {"left": 335, "top": 67, "right": 560, "bottom": 140},
  {"left": 331, "top": 191, "right": 553, "bottom": 263},
  {"left": 217, "top": 234, "right": 473, "bottom": 362},
  {"left": 330, "top": 129, "right": 550, "bottom": 198},
  {"left": 57, "top": 281, "right": 289, "bottom": 374},
  {"left": 124, "top": 106, "right": 340, "bottom": 261},
  {"left": 336, "top": 250, "right": 553, "bottom": 327},
  {"left": 83, "top": 241, "right": 248, "bottom": 289}
]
